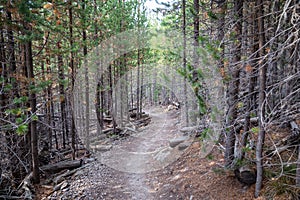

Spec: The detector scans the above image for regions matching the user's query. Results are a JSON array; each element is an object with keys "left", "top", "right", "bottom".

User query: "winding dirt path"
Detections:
[
  {"left": 97, "top": 107, "right": 184, "bottom": 199},
  {"left": 44, "top": 107, "right": 255, "bottom": 200},
  {"left": 45, "top": 107, "right": 187, "bottom": 199}
]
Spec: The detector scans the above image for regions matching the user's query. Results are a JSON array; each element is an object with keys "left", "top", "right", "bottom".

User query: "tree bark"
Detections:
[
  {"left": 69, "top": 0, "right": 76, "bottom": 160},
  {"left": 82, "top": 0, "right": 90, "bottom": 149},
  {"left": 225, "top": 0, "right": 243, "bottom": 167},
  {"left": 255, "top": 0, "right": 266, "bottom": 197},
  {"left": 25, "top": 28, "right": 40, "bottom": 183},
  {"left": 182, "top": 0, "right": 189, "bottom": 126},
  {"left": 58, "top": 42, "right": 68, "bottom": 149},
  {"left": 191, "top": 0, "right": 199, "bottom": 125},
  {"left": 40, "top": 160, "right": 83, "bottom": 173}
]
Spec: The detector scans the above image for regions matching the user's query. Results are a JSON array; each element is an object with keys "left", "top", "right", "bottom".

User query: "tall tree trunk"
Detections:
[
  {"left": 225, "top": 0, "right": 243, "bottom": 167},
  {"left": 255, "top": 0, "right": 266, "bottom": 197},
  {"left": 130, "top": 68, "right": 134, "bottom": 108},
  {"left": 191, "top": 0, "right": 199, "bottom": 125},
  {"left": 0, "top": 26, "right": 7, "bottom": 184},
  {"left": 0, "top": 28, "right": 7, "bottom": 117},
  {"left": 58, "top": 41, "right": 67, "bottom": 149},
  {"left": 82, "top": 0, "right": 89, "bottom": 149},
  {"left": 42, "top": 32, "right": 53, "bottom": 150},
  {"left": 108, "top": 64, "right": 113, "bottom": 115},
  {"left": 136, "top": 49, "right": 141, "bottom": 119},
  {"left": 139, "top": 53, "right": 144, "bottom": 117},
  {"left": 96, "top": 79, "right": 104, "bottom": 130},
  {"left": 69, "top": 0, "right": 76, "bottom": 159},
  {"left": 216, "top": 0, "right": 226, "bottom": 86},
  {"left": 25, "top": 37, "right": 40, "bottom": 183},
  {"left": 241, "top": 1, "right": 257, "bottom": 159},
  {"left": 6, "top": 9, "right": 25, "bottom": 182},
  {"left": 183, "top": 0, "right": 189, "bottom": 126},
  {"left": 112, "top": 63, "right": 117, "bottom": 132},
  {"left": 48, "top": 63, "right": 58, "bottom": 149},
  {"left": 124, "top": 55, "right": 129, "bottom": 122}
]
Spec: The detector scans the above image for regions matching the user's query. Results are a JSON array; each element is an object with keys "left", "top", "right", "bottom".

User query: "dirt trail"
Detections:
[
  {"left": 98, "top": 107, "right": 184, "bottom": 199},
  {"left": 43, "top": 107, "right": 255, "bottom": 200}
]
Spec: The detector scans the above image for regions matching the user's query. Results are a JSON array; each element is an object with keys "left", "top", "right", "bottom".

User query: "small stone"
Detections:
[
  {"left": 171, "top": 174, "right": 181, "bottom": 181},
  {"left": 169, "top": 136, "right": 188, "bottom": 148},
  {"left": 84, "top": 157, "right": 96, "bottom": 164},
  {"left": 53, "top": 181, "right": 69, "bottom": 191},
  {"left": 178, "top": 142, "right": 189, "bottom": 150},
  {"left": 179, "top": 126, "right": 197, "bottom": 133},
  {"left": 60, "top": 181, "right": 69, "bottom": 190},
  {"left": 74, "top": 170, "right": 84, "bottom": 177},
  {"left": 94, "top": 144, "right": 112, "bottom": 151}
]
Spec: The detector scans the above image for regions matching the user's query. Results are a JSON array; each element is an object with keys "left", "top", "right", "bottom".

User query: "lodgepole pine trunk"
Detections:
[
  {"left": 25, "top": 29, "right": 40, "bottom": 183},
  {"left": 225, "top": 0, "right": 243, "bottom": 167},
  {"left": 255, "top": 0, "right": 266, "bottom": 197}
]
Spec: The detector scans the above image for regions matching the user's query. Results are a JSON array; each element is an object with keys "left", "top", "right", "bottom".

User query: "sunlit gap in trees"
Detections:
[{"left": 144, "top": 0, "right": 175, "bottom": 23}]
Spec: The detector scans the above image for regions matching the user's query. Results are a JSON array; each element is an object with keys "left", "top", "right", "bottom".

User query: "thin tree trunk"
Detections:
[
  {"left": 108, "top": 64, "right": 113, "bottom": 115},
  {"left": 255, "top": 0, "right": 266, "bottom": 197},
  {"left": 83, "top": 0, "right": 89, "bottom": 149},
  {"left": 42, "top": 34, "right": 53, "bottom": 150},
  {"left": 225, "top": 0, "right": 243, "bottom": 167},
  {"left": 69, "top": 0, "right": 76, "bottom": 160},
  {"left": 136, "top": 0, "right": 141, "bottom": 120},
  {"left": 216, "top": 0, "right": 226, "bottom": 87},
  {"left": 139, "top": 53, "right": 144, "bottom": 116},
  {"left": 96, "top": 79, "right": 104, "bottom": 130},
  {"left": 183, "top": 0, "right": 189, "bottom": 126},
  {"left": 131, "top": 68, "right": 134, "bottom": 108},
  {"left": 137, "top": 50, "right": 141, "bottom": 119},
  {"left": 241, "top": 1, "right": 258, "bottom": 159},
  {"left": 113, "top": 62, "right": 118, "bottom": 129},
  {"left": 58, "top": 42, "right": 67, "bottom": 149},
  {"left": 6, "top": 10, "right": 25, "bottom": 182},
  {"left": 191, "top": 0, "right": 199, "bottom": 125},
  {"left": 0, "top": 28, "right": 7, "bottom": 121},
  {"left": 124, "top": 55, "right": 129, "bottom": 122},
  {"left": 25, "top": 34, "right": 40, "bottom": 183}
]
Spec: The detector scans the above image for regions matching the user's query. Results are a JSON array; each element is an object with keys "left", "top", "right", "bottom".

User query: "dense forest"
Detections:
[{"left": 0, "top": 0, "right": 299, "bottom": 199}]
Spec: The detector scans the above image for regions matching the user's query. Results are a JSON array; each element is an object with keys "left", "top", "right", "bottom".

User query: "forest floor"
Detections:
[{"left": 37, "top": 107, "right": 257, "bottom": 200}]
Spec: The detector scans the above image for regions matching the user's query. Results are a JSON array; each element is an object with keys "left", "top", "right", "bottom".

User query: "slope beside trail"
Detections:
[{"left": 42, "top": 107, "right": 255, "bottom": 200}]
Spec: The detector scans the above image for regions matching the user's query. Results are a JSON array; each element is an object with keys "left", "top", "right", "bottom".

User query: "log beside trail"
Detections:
[{"left": 40, "top": 159, "right": 83, "bottom": 173}]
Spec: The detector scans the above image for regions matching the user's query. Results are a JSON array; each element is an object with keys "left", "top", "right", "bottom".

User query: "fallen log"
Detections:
[
  {"left": 180, "top": 126, "right": 198, "bottom": 133},
  {"left": 102, "top": 128, "right": 114, "bottom": 134},
  {"left": 40, "top": 159, "right": 83, "bottom": 173},
  {"left": 128, "top": 108, "right": 137, "bottom": 112},
  {"left": 53, "top": 164, "right": 88, "bottom": 185},
  {"left": 62, "top": 149, "right": 73, "bottom": 156},
  {"left": 124, "top": 127, "right": 137, "bottom": 133},
  {"left": 103, "top": 117, "right": 113, "bottom": 122},
  {"left": 129, "top": 112, "right": 146, "bottom": 119},
  {"left": 133, "top": 117, "right": 151, "bottom": 126},
  {"left": 101, "top": 126, "right": 123, "bottom": 133},
  {"left": 130, "top": 113, "right": 138, "bottom": 118},
  {"left": 135, "top": 116, "right": 151, "bottom": 123}
]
